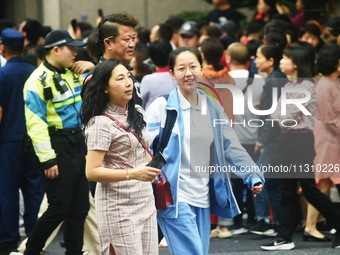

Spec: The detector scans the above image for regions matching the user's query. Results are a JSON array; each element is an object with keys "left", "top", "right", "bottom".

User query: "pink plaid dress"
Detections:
[{"left": 85, "top": 103, "right": 158, "bottom": 255}]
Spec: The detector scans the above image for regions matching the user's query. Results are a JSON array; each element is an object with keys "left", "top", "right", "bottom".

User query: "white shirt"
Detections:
[
  {"left": 228, "top": 69, "right": 265, "bottom": 144},
  {"left": 0, "top": 55, "right": 6, "bottom": 67},
  {"left": 177, "top": 89, "right": 213, "bottom": 208}
]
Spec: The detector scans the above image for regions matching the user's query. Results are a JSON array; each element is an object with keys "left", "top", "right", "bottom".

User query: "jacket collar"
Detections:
[{"left": 43, "top": 60, "right": 67, "bottom": 74}]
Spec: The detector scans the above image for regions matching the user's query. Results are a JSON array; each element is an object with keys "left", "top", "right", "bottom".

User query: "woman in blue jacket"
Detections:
[{"left": 145, "top": 47, "right": 264, "bottom": 255}]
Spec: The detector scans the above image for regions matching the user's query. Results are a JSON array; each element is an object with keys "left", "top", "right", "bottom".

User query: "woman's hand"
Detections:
[
  {"left": 130, "top": 163, "right": 161, "bottom": 182},
  {"left": 252, "top": 183, "right": 263, "bottom": 197},
  {"left": 254, "top": 142, "right": 264, "bottom": 154}
]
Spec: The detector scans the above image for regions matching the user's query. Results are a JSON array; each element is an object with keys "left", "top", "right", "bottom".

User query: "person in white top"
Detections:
[
  {"left": 146, "top": 46, "right": 264, "bottom": 255},
  {"left": 222, "top": 42, "right": 265, "bottom": 233}
]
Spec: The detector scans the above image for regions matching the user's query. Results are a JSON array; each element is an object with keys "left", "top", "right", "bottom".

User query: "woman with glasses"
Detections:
[{"left": 146, "top": 47, "right": 264, "bottom": 255}]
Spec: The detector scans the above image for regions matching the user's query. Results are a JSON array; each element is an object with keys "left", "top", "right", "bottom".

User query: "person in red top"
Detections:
[
  {"left": 304, "top": 44, "right": 340, "bottom": 242},
  {"left": 253, "top": 0, "right": 278, "bottom": 24}
]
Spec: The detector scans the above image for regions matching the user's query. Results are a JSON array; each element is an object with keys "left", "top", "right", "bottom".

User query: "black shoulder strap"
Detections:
[
  {"left": 153, "top": 94, "right": 177, "bottom": 154},
  {"left": 158, "top": 109, "right": 176, "bottom": 153},
  {"left": 242, "top": 71, "right": 255, "bottom": 94}
]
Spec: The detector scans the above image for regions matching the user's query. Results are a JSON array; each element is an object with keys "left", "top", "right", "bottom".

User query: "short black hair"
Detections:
[
  {"left": 164, "top": 16, "right": 184, "bottom": 33},
  {"left": 316, "top": 44, "right": 340, "bottom": 75},
  {"left": 97, "top": 12, "right": 139, "bottom": 53},
  {"left": 149, "top": 39, "right": 173, "bottom": 68},
  {"left": 168, "top": 47, "right": 202, "bottom": 72},
  {"left": 298, "top": 23, "right": 321, "bottom": 38},
  {"left": 200, "top": 37, "right": 224, "bottom": 71},
  {"left": 266, "top": 30, "right": 287, "bottom": 49},
  {"left": 157, "top": 23, "right": 173, "bottom": 42},
  {"left": 22, "top": 18, "right": 43, "bottom": 44},
  {"left": 258, "top": 44, "right": 283, "bottom": 70}
]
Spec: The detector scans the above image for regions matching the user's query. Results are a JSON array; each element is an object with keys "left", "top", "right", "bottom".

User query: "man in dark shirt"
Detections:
[
  {"left": 0, "top": 28, "right": 44, "bottom": 255},
  {"left": 82, "top": 12, "right": 143, "bottom": 106},
  {"left": 207, "top": 0, "right": 245, "bottom": 29}
]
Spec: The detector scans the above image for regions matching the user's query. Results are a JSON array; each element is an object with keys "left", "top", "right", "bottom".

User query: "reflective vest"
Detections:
[{"left": 24, "top": 64, "right": 84, "bottom": 164}]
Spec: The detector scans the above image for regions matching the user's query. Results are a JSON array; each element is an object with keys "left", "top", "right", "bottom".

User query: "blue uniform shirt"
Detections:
[{"left": 0, "top": 57, "right": 36, "bottom": 142}]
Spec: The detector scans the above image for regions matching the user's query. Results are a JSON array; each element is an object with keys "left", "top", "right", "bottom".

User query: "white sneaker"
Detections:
[
  {"left": 9, "top": 252, "right": 23, "bottom": 255},
  {"left": 159, "top": 237, "right": 168, "bottom": 248}
]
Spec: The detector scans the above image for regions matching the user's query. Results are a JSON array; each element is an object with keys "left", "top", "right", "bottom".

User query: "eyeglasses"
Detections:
[{"left": 176, "top": 65, "right": 200, "bottom": 75}]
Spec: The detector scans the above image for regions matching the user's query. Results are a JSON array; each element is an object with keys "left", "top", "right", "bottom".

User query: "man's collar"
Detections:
[
  {"left": 99, "top": 56, "right": 133, "bottom": 71},
  {"left": 43, "top": 60, "right": 66, "bottom": 74}
]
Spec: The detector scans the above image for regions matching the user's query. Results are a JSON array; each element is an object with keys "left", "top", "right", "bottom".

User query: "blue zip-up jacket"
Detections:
[{"left": 146, "top": 87, "right": 265, "bottom": 218}]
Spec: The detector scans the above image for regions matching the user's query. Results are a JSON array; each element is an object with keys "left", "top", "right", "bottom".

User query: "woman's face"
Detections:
[
  {"left": 257, "top": 0, "right": 270, "bottom": 15},
  {"left": 106, "top": 64, "right": 133, "bottom": 107},
  {"left": 280, "top": 55, "right": 297, "bottom": 77},
  {"left": 170, "top": 51, "right": 202, "bottom": 96},
  {"left": 299, "top": 32, "right": 320, "bottom": 49},
  {"left": 255, "top": 48, "right": 272, "bottom": 74},
  {"left": 296, "top": 0, "right": 304, "bottom": 11}
]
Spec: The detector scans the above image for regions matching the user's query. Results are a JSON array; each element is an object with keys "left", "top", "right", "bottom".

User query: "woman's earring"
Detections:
[{"left": 104, "top": 90, "right": 108, "bottom": 94}]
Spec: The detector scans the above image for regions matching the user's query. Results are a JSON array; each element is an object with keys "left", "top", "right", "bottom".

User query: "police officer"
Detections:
[
  {"left": 23, "top": 30, "right": 89, "bottom": 255},
  {"left": 0, "top": 28, "right": 44, "bottom": 255}
]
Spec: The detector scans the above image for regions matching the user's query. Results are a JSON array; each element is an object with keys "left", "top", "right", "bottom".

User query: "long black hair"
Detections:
[{"left": 81, "top": 59, "right": 145, "bottom": 138}]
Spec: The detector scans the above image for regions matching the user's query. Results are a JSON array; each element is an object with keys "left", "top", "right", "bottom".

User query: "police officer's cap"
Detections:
[
  {"left": 179, "top": 21, "right": 200, "bottom": 37},
  {"left": 0, "top": 28, "right": 24, "bottom": 51},
  {"left": 44, "top": 29, "right": 86, "bottom": 49}
]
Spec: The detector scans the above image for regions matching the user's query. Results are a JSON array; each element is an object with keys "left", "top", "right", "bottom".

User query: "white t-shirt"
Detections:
[
  {"left": 228, "top": 69, "right": 265, "bottom": 144},
  {"left": 177, "top": 89, "right": 213, "bottom": 208}
]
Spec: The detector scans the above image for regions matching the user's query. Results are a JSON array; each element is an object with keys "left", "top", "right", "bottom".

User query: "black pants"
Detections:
[
  {"left": 25, "top": 134, "right": 90, "bottom": 255},
  {"left": 231, "top": 144, "right": 258, "bottom": 226},
  {"left": 277, "top": 133, "right": 340, "bottom": 242}
]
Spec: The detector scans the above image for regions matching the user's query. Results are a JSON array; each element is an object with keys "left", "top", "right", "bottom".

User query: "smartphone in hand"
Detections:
[{"left": 147, "top": 152, "right": 167, "bottom": 169}]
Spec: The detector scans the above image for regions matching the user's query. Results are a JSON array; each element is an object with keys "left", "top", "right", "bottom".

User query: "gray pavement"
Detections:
[{"left": 41, "top": 229, "right": 338, "bottom": 255}]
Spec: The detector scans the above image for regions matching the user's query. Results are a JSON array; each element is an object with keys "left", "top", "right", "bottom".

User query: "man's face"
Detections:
[
  {"left": 299, "top": 32, "right": 320, "bottom": 49},
  {"left": 104, "top": 25, "right": 137, "bottom": 64},
  {"left": 18, "top": 20, "right": 26, "bottom": 34},
  {"left": 178, "top": 34, "right": 199, "bottom": 48},
  {"left": 149, "top": 25, "right": 160, "bottom": 43},
  {"left": 54, "top": 45, "right": 77, "bottom": 69}
]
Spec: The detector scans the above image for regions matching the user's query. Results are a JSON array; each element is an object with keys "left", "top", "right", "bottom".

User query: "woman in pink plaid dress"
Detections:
[{"left": 81, "top": 60, "right": 161, "bottom": 255}]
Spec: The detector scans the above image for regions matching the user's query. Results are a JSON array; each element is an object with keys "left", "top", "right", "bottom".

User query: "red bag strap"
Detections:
[
  {"left": 102, "top": 113, "right": 152, "bottom": 155},
  {"left": 102, "top": 113, "right": 169, "bottom": 181}
]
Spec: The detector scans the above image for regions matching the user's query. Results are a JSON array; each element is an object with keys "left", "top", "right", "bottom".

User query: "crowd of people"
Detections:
[{"left": 0, "top": 0, "right": 340, "bottom": 254}]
